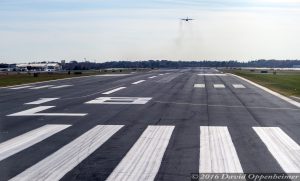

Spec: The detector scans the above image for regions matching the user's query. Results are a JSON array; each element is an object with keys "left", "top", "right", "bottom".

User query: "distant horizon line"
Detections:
[{"left": 1, "top": 59, "right": 300, "bottom": 64}]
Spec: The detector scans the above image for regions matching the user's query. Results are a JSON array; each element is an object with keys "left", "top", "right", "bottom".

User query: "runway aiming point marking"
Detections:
[{"left": 85, "top": 97, "right": 152, "bottom": 104}]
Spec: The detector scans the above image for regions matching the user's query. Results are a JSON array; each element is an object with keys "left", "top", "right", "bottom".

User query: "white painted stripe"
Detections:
[
  {"left": 213, "top": 84, "right": 225, "bottom": 88},
  {"left": 50, "top": 85, "right": 73, "bottom": 89},
  {"left": 148, "top": 76, "right": 157, "bottom": 79},
  {"left": 86, "top": 97, "right": 152, "bottom": 105},
  {"left": 0, "top": 124, "right": 70, "bottom": 161},
  {"left": 232, "top": 84, "right": 246, "bottom": 89},
  {"left": 200, "top": 126, "right": 243, "bottom": 173},
  {"left": 159, "top": 74, "right": 164, "bottom": 75},
  {"left": 229, "top": 73, "right": 300, "bottom": 108},
  {"left": 25, "top": 98, "right": 59, "bottom": 105},
  {"left": 10, "top": 125, "right": 123, "bottom": 181},
  {"left": 194, "top": 84, "right": 205, "bottom": 88},
  {"left": 7, "top": 106, "right": 87, "bottom": 117},
  {"left": 132, "top": 80, "right": 145, "bottom": 85},
  {"left": 102, "top": 87, "right": 126, "bottom": 95},
  {"left": 96, "top": 74, "right": 129, "bottom": 76},
  {"left": 253, "top": 127, "right": 300, "bottom": 173},
  {"left": 30, "top": 85, "right": 54, "bottom": 90},
  {"left": 198, "top": 74, "right": 227, "bottom": 76},
  {"left": 9, "top": 86, "right": 32, "bottom": 90},
  {"left": 107, "top": 126, "right": 174, "bottom": 181}
]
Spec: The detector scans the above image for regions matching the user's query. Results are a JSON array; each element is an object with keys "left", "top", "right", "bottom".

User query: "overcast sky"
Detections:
[{"left": 1, "top": 0, "right": 300, "bottom": 63}]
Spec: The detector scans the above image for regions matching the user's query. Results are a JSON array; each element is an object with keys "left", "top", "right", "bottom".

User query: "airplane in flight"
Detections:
[{"left": 181, "top": 17, "right": 194, "bottom": 22}]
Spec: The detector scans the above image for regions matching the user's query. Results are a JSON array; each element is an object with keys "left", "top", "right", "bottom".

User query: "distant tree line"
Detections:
[
  {"left": 63, "top": 60, "right": 300, "bottom": 70},
  {"left": 1, "top": 60, "right": 300, "bottom": 70}
]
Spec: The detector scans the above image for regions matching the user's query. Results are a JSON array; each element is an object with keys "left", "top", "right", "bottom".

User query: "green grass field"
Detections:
[
  {"left": 224, "top": 69, "right": 300, "bottom": 97},
  {"left": 0, "top": 69, "right": 149, "bottom": 87}
]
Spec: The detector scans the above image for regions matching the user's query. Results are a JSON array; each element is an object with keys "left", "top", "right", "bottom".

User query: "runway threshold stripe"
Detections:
[
  {"left": 9, "top": 86, "right": 32, "bottom": 90},
  {"left": 213, "top": 84, "right": 225, "bottom": 88},
  {"left": 148, "top": 76, "right": 157, "bottom": 79},
  {"left": 0, "top": 125, "right": 71, "bottom": 161},
  {"left": 25, "top": 98, "right": 59, "bottom": 105},
  {"left": 102, "top": 87, "right": 126, "bottom": 95},
  {"left": 200, "top": 126, "right": 243, "bottom": 173},
  {"left": 30, "top": 85, "right": 54, "bottom": 89},
  {"left": 253, "top": 127, "right": 300, "bottom": 173},
  {"left": 232, "top": 84, "right": 245, "bottom": 89},
  {"left": 132, "top": 80, "right": 145, "bottom": 85},
  {"left": 194, "top": 84, "right": 205, "bottom": 88},
  {"left": 10, "top": 125, "right": 123, "bottom": 181},
  {"left": 106, "top": 125, "right": 174, "bottom": 181}
]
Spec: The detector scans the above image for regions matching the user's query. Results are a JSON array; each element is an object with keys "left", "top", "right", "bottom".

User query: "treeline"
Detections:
[
  {"left": 64, "top": 60, "right": 300, "bottom": 70},
  {"left": 1, "top": 60, "right": 300, "bottom": 70}
]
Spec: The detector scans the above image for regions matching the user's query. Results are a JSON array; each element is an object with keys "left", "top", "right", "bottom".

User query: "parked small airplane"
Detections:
[{"left": 181, "top": 17, "right": 194, "bottom": 21}]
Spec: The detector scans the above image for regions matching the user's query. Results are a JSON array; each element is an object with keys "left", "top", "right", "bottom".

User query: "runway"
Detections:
[{"left": 0, "top": 68, "right": 300, "bottom": 181}]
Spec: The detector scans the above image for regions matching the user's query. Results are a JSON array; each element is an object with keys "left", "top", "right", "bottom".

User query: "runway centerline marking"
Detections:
[
  {"left": 50, "top": 85, "right": 73, "bottom": 89},
  {"left": 200, "top": 126, "right": 243, "bottom": 173},
  {"left": 194, "top": 84, "right": 205, "bottom": 88},
  {"left": 9, "top": 86, "right": 32, "bottom": 90},
  {"left": 0, "top": 124, "right": 71, "bottom": 161},
  {"left": 132, "top": 80, "right": 145, "bottom": 85},
  {"left": 102, "top": 87, "right": 126, "bottom": 95},
  {"left": 25, "top": 98, "right": 59, "bottom": 105},
  {"left": 213, "top": 84, "right": 225, "bottom": 88},
  {"left": 86, "top": 97, "right": 152, "bottom": 104},
  {"left": 148, "top": 76, "right": 157, "bottom": 79},
  {"left": 30, "top": 85, "right": 54, "bottom": 90},
  {"left": 232, "top": 84, "right": 246, "bottom": 89},
  {"left": 10, "top": 125, "right": 123, "bottom": 181},
  {"left": 7, "top": 106, "right": 87, "bottom": 116},
  {"left": 253, "top": 127, "right": 300, "bottom": 173},
  {"left": 107, "top": 125, "right": 174, "bottom": 181}
]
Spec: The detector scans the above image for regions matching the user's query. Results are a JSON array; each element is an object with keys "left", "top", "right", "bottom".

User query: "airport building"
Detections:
[{"left": 16, "top": 62, "right": 62, "bottom": 72}]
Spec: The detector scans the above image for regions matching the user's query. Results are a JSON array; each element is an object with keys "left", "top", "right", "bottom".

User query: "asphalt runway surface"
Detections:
[{"left": 0, "top": 68, "right": 300, "bottom": 181}]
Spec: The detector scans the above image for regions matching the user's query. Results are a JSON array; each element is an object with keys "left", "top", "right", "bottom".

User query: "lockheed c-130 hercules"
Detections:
[{"left": 181, "top": 17, "right": 194, "bottom": 21}]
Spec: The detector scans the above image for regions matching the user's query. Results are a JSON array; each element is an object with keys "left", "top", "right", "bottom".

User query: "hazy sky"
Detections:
[{"left": 1, "top": 0, "right": 300, "bottom": 63}]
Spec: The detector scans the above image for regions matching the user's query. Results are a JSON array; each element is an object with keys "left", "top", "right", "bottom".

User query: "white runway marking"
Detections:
[
  {"left": 213, "top": 84, "right": 225, "bottom": 88},
  {"left": 30, "top": 85, "right": 54, "bottom": 90},
  {"left": 96, "top": 74, "right": 129, "bottom": 76},
  {"left": 102, "top": 87, "right": 126, "bottom": 95},
  {"left": 50, "top": 85, "right": 73, "bottom": 89},
  {"left": 107, "top": 125, "right": 174, "bottom": 181},
  {"left": 7, "top": 106, "right": 87, "bottom": 117},
  {"left": 86, "top": 97, "right": 152, "bottom": 104},
  {"left": 200, "top": 126, "right": 243, "bottom": 173},
  {"left": 198, "top": 74, "right": 227, "bottom": 76},
  {"left": 132, "top": 80, "right": 145, "bottom": 85},
  {"left": 0, "top": 124, "right": 70, "bottom": 161},
  {"left": 148, "top": 76, "right": 157, "bottom": 79},
  {"left": 10, "top": 125, "right": 123, "bottom": 181},
  {"left": 25, "top": 98, "right": 59, "bottom": 105},
  {"left": 232, "top": 84, "right": 245, "bottom": 89},
  {"left": 194, "top": 84, "right": 205, "bottom": 88},
  {"left": 159, "top": 74, "right": 164, "bottom": 75},
  {"left": 9, "top": 86, "right": 32, "bottom": 90},
  {"left": 253, "top": 127, "right": 300, "bottom": 173}
]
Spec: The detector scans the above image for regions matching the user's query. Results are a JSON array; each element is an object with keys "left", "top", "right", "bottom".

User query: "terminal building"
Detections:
[{"left": 16, "top": 62, "right": 62, "bottom": 72}]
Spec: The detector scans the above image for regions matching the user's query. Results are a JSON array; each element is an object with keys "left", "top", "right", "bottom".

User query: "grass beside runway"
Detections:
[
  {"left": 223, "top": 69, "right": 300, "bottom": 97},
  {"left": 0, "top": 69, "right": 150, "bottom": 87}
]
